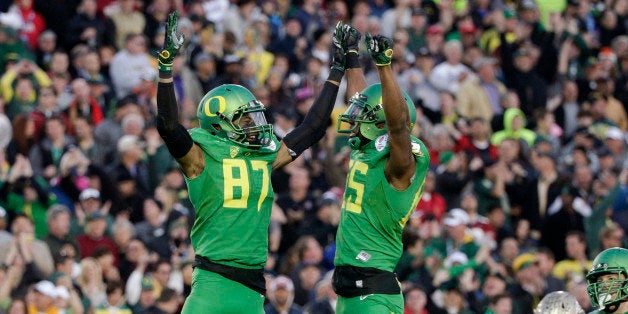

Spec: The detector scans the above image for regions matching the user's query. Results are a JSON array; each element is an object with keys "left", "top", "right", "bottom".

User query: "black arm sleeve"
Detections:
[
  {"left": 156, "top": 82, "right": 194, "bottom": 159},
  {"left": 282, "top": 70, "right": 341, "bottom": 158}
]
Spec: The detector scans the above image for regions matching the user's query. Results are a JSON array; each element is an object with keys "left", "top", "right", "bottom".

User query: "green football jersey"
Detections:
[
  {"left": 185, "top": 128, "right": 280, "bottom": 269},
  {"left": 334, "top": 134, "right": 430, "bottom": 272}
]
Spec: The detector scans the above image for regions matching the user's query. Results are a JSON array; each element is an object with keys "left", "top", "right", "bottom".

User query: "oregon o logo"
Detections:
[{"left": 204, "top": 96, "right": 226, "bottom": 117}]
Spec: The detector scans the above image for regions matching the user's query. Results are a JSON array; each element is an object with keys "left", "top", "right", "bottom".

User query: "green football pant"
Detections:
[
  {"left": 336, "top": 293, "right": 403, "bottom": 314},
  {"left": 181, "top": 268, "right": 265, "bottom": 314}
]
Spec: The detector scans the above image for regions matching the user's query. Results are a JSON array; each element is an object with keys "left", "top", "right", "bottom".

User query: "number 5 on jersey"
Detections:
[{"left": 343, "top": 160, "right": 368, "bottom": 214}]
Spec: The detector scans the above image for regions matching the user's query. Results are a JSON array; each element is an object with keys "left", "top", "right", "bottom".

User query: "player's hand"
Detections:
[
  {"left": 158, "top": 11, "right": 185, "bottom": 73},
  {"left": 331, "top": 21, "right": 346, "bottom": 72},
  {"left": 341, "top": 23, "right": 361, "bottom": 54},
  {"left": 365, "top": 32, "right": 393, "bottom": 66}
]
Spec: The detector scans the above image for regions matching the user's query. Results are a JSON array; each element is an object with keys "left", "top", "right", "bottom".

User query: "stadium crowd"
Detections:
[{"left": 0, "top": 0, "right": 626, "bottom": 313}]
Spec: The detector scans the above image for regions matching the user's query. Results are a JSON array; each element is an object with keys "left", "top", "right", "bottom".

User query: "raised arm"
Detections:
[
  {"left": 365, "top": 33, "right": 415, "bottom": 189},
  {"left": 340, "top": 23, "right": 367, "bottom": 98},
  {"left": 156, "top": 11, "right": 205, "bottom": 178},
  {"left": 272, "top": 24, "right": 347, "bottom": 170}
]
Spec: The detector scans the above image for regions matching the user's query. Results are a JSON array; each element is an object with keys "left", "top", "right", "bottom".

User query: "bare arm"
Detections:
[
  {"left": 366, "top": 33, "right": 415, "bottom": 189},
  {"left": 378, "top": 65, "right": 416, "bottom": 189}
]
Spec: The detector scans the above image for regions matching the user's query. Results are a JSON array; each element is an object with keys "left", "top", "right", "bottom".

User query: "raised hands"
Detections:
[
  {"left": 331, "top": 21, "right": 347, "bottom": 72},
  {"left": 365, "top": 32, "right": 393, "bottom": 66},
  {"left": 158, "top": 11, "right": 186, "bottom": 73}
]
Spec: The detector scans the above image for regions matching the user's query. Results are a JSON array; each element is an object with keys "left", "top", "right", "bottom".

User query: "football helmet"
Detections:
[
  {"left": 534, "top": 291, "right": 584, "bottom": 314},
  {"left": 586, "top": 247, "right": 628, "bottom": 310},
  {"left": 337, "top": 84, "right": 416, "bottom": 149},
  {"left": 197, "top": 84, "right": 273, "bottom": 148}
]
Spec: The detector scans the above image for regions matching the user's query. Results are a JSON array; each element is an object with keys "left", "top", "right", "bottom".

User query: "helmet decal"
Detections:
[{"left": 203, "top": 95, "right": 227, "bottom": 117}]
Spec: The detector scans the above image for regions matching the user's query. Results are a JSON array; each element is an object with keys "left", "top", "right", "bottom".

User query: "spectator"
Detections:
[
  {"left": 457, "top": 57, "right": 506, "bottom": 123},
  {"left": 64, "top": 78, "right": 104, "bottom": 135},
  {"left": 0, "top": 155, "right": 55, "bottom": 239},
  {"left": 0, "top": 58, "right": 51, "bottom": 119},
  {"left": 518, "top": 150, "right": 563, "bottom": 237},
  {"left": 430, "top": 40, "right": 474, "bottom": 94},
  {"left": 415, "top": 170, "right": 447, "bottom": 223},
  {"left": 76, "top": 212, "right": 119, "bottom": 266},
  {"left": 264, "top": 275, "right": 303, "bottom": 314},
  {"left": 34, "top": 30, "right": 57, "bottom": 72},
  {"left": 491, "top": 108, "right": 537, "bottom": 148},
  {"left": 42, "top": 204, "right": 80, "bottom": 262},
  {"left": 552, "top": 231, "right": 593, "bottom": 285},
  {"left": 27, "top": 281, "right": 60, "bottom": 313},
  {"left": 541, "top": 186, "right": 587, "bottom": 261},
  {"left": 76, "top": 256, "right": 107, "bottom": 309},
  {"left": 93, "top": 96, "right": 142, "bottom": 165},
  {"left": 65, "top": 0, "right": 115, "bottom": 50},
  {"left": 144, "top": 287, "right": 182, "bottom": 314},
  {"left": 536, "top": 247, "right": 567, "bottom": 289},
  {"left": 108, "top": 0, "right": 145, "bottom": 50},
  {"left": 5, "top": 115, "right": 37, "bottom": 164},
  {"left": 94, "top": 280, "right": 132, "bottom": 314},
  {"left": 303, "top": 270, "right": 336, "bottom": 314},
  {"left": 28, "top": 115, "right": 75, "bottom": 181},
  {"left": 510, "top": 253, "right": 545, "bottom": 314},
  {"left": 109, "top": 33, "right": 153, "bottom": 99}
]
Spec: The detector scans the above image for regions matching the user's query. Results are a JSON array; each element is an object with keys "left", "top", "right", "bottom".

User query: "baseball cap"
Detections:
[
  {"left": 117, "top": 135, "right": 142, "bottom": 153},
  {"left": 444, "top": 251, "right": 469, "bottom": 268},
  {"left": 605, "top": 127, "right": 624, "bottom": 141},
  {"left": 55, "top": 286, "right": 70, "bottom": 300},
  {"left": 426, "top": 24, "right": 444, "bottom": 35},
  {"left": 411, "top": 7, "right": 426, "bottom": 16},
  {"left": 416, "top": 46, "right": 432, "bottom": 57},
  {"left": 320, "top": 191, "right": 339, "bottom": 207},
  {"left": 33, "top": 281, "right": 58, "bottom": 298},
  {"left": 472, "top": 57, "right": 497, "bottom": 70},
  {"left": 460, "top": 24, "right": 477, "bottom": 34},
  {"left": 141, "top": 276, "right": 155, "bottom": 291},
  {"left": 193, "top": 52, "right": 213, "bottom": 67},
  {"left": 514, "top": 48, "right": 531, "bottom": 58},
  {"left": 79, "top": 188, "right": 100, "bottom": 201},
  {"left": 223, "top": 54, "right": 242, "bottom": 64},
  {"left": 270, "top": 275, "right": 294, "bottom": 291},
  {"left": 86, "top": 212, "right": 106, "bottom": 222},
  {"left": 443, "top": 208, "right": 469, "bottom": 227},
  {"left": 512, "top": 253, "right": 537, "bottom": 272},
  {"left": 439, "top": 150, "right": 454, "bottom": 165},
  {"left": 520, "top": 0, "right": 537, "bottom": 10},
  {"left": 503, "top": 9, "right": 518, "bottom": 19},
  {"left": 86, "top": 75, "right": 106, "bottom": 85}
]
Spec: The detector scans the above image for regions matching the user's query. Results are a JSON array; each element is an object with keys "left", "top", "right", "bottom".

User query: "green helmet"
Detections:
[
  {"left": 337, "top": 84, "right": 416, "bottom": 149},
  {"left": 197, "top": 84, "right": 273, "bottom": 148},
  {"left": 586, "top": 247, "right": 628, "bottom": 310}
]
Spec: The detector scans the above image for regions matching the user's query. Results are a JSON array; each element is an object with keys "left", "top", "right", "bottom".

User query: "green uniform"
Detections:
[
  {"left": 181, "top": 128, "right": 279, "bottom": 314},
  {"left": 334, "top": 135, "right": 430, "bottom": 314}
]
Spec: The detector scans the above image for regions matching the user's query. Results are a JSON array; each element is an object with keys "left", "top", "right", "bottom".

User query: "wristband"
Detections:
[
  {"left": 346, "top": 52, "right": 360, "bottom": 69},
  {"left": 328, "top": 68, "right": 344, "bottom": 83}
]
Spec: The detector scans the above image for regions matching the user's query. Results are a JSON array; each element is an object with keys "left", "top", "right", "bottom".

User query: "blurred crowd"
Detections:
[{"left": 0, "top": 0, "right": 626, "bottom": 313}]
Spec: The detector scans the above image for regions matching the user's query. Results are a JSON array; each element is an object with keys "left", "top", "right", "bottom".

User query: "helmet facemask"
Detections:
[
  {"left": 587, "top": 270, "right": 628, "bottom": 310},
  {"left": 215, "top": 100, "right": 272, "bottom": 148},
  {"left": 198, "top": 84, "right": 273, "bottom": 149},
  {"left": 337, "top": 92, "right": 386, "bottom": 150},
  {"left": 336, "top": 83, "right": 416, "bottom": 150}
]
